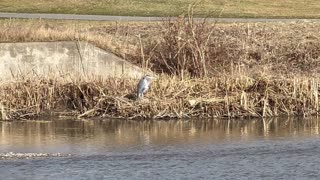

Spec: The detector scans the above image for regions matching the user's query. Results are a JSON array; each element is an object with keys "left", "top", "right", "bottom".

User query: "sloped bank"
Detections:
[
  {"left": 0, "top": 74, "right": 319, "bottom": 120},
  {"left": 0, "top": 19, "right": 319, "bottom": 120},
  {"left": 0, "top": 41, "right": 151, "bottom": 81}
]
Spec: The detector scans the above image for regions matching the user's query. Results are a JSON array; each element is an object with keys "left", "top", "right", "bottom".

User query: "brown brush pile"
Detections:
[
  {"left": 134, "top": 17, "right": 320, "bottom": 78},
  {"left": 0, "top": 73, "right": 319, "bottom": 120}
]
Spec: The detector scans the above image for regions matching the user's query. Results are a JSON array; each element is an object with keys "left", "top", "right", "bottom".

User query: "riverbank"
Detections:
[
  {"left": 0, "top": 18, "right": 319, "bottom": 120},
  {"left": 0, "top": 18, "right": 319, "bottom": 76},
  {"left": 0, "top": 73, "right": 319, "bottom": 120}
]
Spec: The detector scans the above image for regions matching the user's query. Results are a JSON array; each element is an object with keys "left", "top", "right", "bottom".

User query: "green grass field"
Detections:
[{"left": 0, "top": 0, "right": 319, "bottom": 18}]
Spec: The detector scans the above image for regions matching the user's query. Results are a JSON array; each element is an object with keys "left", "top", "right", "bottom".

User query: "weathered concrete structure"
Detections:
[{"left": 0, "top": 41, "right": 150, "bottom": 81}]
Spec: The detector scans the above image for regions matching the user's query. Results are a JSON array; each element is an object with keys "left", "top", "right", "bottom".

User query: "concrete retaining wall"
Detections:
[{"left": 0, "top": 41, "right": 150, "bottom": 81}]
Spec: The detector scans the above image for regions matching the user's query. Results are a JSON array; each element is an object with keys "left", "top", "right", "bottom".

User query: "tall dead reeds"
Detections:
[
  {"left": 0, "top": 73, "right": 319, "bottom": 120},
  {"left": 135, "top": 18, "right": 320, "bottom": 78},
  {"left": 146, "top": 16, "right": 214, "bottom": 77}
]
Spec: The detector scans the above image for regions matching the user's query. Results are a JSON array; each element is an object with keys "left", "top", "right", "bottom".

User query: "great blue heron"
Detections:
[{"left": 137, "top": 75, "right": 155, "bottom": 99}]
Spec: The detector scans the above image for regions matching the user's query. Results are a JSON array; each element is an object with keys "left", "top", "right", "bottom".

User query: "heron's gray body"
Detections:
[{"left": 137, "top": 75, "right": 153, "bottom": 99}]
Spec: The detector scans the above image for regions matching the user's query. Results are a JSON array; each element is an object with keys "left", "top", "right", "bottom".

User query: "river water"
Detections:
[{"left": 0, "top": 118, "right": 320, "bottom": 179}]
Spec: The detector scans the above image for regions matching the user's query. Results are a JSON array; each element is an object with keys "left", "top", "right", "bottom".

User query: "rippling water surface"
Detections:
[{"left": 1, "top": 118, "right": 320, "bottom": 179}]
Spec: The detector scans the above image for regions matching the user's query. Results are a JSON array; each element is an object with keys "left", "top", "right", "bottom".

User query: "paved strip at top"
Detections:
[{"left": 0, "top": 12, "right": 319, "bottom": 23}]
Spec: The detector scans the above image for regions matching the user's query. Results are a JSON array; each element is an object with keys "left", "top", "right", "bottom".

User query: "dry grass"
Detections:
[
  {"left": 0, "top": 18, "right": 319, "bottom": 120},
  {"left": 1, "top": 18, "right": 319, "bottom": 78},
  {"left": 137, "top": 17, "right": 320, "bottom": 78},
  {"left": 0, "top": 0, "right": 319, "bottom": 18},
  {"left": 0, "top": 19, "right": 142, "bottom": 58},
  {"left": 0, "top": 73, "right": 319, "bottom": 120}
]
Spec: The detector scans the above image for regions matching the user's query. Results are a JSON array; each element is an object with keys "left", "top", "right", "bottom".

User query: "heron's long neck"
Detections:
[{"left": 145, "top": 79, "right": 151, "bottom": 86}]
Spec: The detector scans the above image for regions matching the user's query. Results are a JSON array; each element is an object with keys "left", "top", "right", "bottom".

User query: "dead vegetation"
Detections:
[
  {"left": 0, "top": 17, "right": 319, "bottom": 120},
  {"left": 0, "top": 18, "right": 319, "bottom": 78},
  {"left": 0, "top": 72, "right": 319, "bottom": 120},
  {"left": 135, "top": 17, "right": 320, "bottom": 78}
]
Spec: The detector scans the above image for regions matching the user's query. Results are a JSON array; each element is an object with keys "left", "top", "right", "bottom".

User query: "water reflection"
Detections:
[
  {"left": 1, "top": 118, "right": 320, "bottom": 180},
  {"left": 0, "top": 117, "right": 320, "bottom": 154}
]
